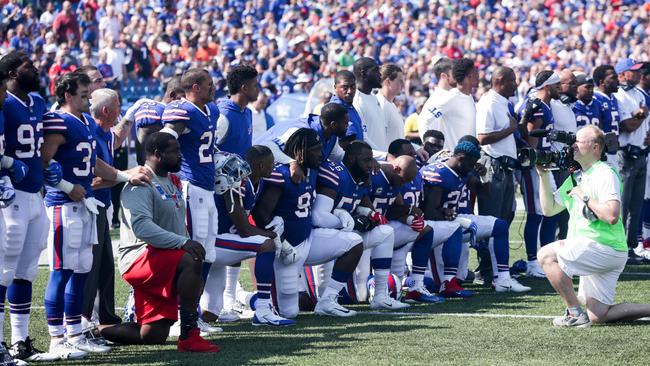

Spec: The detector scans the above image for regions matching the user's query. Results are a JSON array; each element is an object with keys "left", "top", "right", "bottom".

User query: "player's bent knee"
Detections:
[
  {"left": 492, "top": 219, "right": 508, "bottom": 236},
  {"left": 259, "top": 239, "right": 275, "bottom": 253},
  {"left": 537, "top": 245, "right": 557, "bottom": 266},
  {"left": 417, "top": 225, "right": 432, "bottom": 240},
  {"left": 179, "top": 252, "right": 202, "bottom": 274},
  {"left": 141, "top": 324, "right": 170, "bottom": 345}
]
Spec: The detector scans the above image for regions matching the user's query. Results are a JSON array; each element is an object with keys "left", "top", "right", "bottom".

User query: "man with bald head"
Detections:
[
  {"left": 537, "top": 125, "right": 650, "bottom": 327},
  {"left": 329, "top": 70, "right": 363, "bottom": 141}
]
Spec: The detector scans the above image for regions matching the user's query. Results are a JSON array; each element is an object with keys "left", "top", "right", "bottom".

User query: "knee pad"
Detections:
[
  {"left": 274, "top": 262, "right": 300, "bottom": 295},
  {"left": 276, "top": 293, "right": 299, "bottom": 319},
  {"left": 5, "top": 223, "right": 27, "bottom": 257}
]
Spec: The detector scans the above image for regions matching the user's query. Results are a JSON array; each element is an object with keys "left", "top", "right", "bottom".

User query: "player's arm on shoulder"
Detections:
[
  {"left": 251, "top": 183, "right": 282, "bottom": 229},
  {"left": 123, "top": 185, "right": 187, "bottom": 249},
  {"left": 385, "top": 193, "right": 410, "bottom": 222},
  {"left": 225, "top": 189, "right": 276, "bottom": 238},
  {"left": 312, "top": 186, "right": 344, "bottom": 228},
  {"left": 94, "top": 158, "right": 152, "bottom": 187},
  {"left": 136, "top": 124, "right": 163, "bottom": 144}
]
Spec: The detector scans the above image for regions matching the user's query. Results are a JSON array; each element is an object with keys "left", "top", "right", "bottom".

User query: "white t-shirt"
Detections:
[
  {"left": 475, "top": 89, "right": 517, "bottom": 159},
  {"left": 417, "top": 88, "right": 476, "bottom": 151},
  {"left": 249, "top": 106, "right": 267, "bottom": 142},
  {"left": 417, "top": 87, "right": 450, "bottom": 141},
  {"left": 550, "top": 99, "right": 577, "bottom": 150},
  {"left": 103, "top": 47, "right": 126, "bottom": 80},
  {"left": 614, "top": 87, "right": 648, "bottom": 147},
  {"left": 354, "top": 90, "right": 387, "bottom": 151},
  {"left": 376, "top": 92, "right": 405, "bottom": 146}
]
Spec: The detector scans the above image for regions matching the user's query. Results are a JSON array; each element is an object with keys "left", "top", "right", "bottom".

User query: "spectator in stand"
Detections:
[{"left": 52, "top": 1, "right": 80, "bottom": 45}]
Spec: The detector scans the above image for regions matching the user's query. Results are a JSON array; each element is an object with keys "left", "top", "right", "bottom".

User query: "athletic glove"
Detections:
[
  {"left": 333, "top": 209, "right": 355, "bottom": 231},
  {"left": 44, "top": 160, "right": 64, "bottom": 186},
  {"left": 456, "top": 217, "right": 478, "bottom": 249},
  {"left": 265, "top": 216, "right": 285, "bottom": 236},
  {"left": 523, "top": 97, "right": 543, "bottom": 122},
  {"left": 369, "top": 211, "right": 388, "bottom": 226},
  {"left": 0, "top": 177, "right": 16, "bottom": 208},
  {"left": 407, "top": 215, "right": 425, "bottom": 232},
  {"left": 124, "top": 98, "right": 155, "bottom": 122},
  {"left": 83, "top": 197, "right": 106, "bottom": 215},
  {"left": 2, "top": 158, "right": 28, "bottom": 183},
  {"left": 352, "top": 214, "right": 373, "bottom": 232},
  {"left": 273, "top": 236, "right": 298, "bottom": 264}
]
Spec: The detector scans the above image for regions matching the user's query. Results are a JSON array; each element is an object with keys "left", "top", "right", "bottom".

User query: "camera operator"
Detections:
[
  {"left": 536, "top": 125, "right": 650, "bottom": 327},
  {"left": 517, "top": 70, "right": 561, "bottom": 277},
  {"left": 612, "top": 58, "right": 649, "bottom": 264}
]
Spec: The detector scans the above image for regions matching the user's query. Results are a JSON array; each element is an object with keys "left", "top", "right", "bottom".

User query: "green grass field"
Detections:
[{"left": 4, "top": 213, "right": 650, "bottom": 365}]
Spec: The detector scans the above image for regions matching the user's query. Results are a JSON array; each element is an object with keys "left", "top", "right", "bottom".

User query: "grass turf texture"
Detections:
[{"left": 4, "top": 212, "right": 650, "bottom": 365}]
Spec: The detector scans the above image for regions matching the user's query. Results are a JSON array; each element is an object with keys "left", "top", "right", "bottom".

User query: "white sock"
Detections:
[
  {"left": 67, "top": 333, "right": 85, "bottom": 345},
  {"left": 224, "top": 266, "right": 240, "bottom": 309},
  {"left": 320, "top": 279, "right": 346, "bottom": 300},
  {"left": 373, "top": 269, "right": 389, "bottom": 296},
  {"left": 50, "top": 337, "right": 65, "bottom": 349},
  {"left": 528, "top": 259, "right": 539, "bottom": 266},
  {"left": 255, "top": 297, "right": 270, "bottom": 311},
  {"left": 410, "top": 273, "right": 424, "bottom": 288},
  {"left": 443, "top": 274, "right": 454, "bottom": 282},
  {"left": 66, "top": 322, "right": 83, "bottom": 338},
  {"left": 10, "top": 313, "right": 30, "bottom": 344},
  {"left": 496, "top": 271, "right": 511, "bottom": 281},
  {"left": 48, "top": 324, "right": 65, "bottom": 338}
]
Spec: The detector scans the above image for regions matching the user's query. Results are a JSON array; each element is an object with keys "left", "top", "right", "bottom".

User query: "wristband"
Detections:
[
  {"left": 0, "top": 156, "right": 14, "bottom": 169},
  {"left": 160, "top": 127, "right": 179, "bottom": 139},
  {"left": 55, "top": 179, "right": 74, "bottom": 194},
  {"left": 116, "top": 170, "right": 130, "bottom": 183}
]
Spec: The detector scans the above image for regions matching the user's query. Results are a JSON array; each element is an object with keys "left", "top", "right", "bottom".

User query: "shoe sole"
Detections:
[
  {"left": 252, "top": 321, "right": 295, "bottom": 327},
  {"left": 314, "top": 310, "right": 356, "bottom": 317},
  {"left": 369, "top": 303, "right": 410, "bottom": 310},
  {"left": 552, "top": 322, "right": 592, "bottom": 328}
]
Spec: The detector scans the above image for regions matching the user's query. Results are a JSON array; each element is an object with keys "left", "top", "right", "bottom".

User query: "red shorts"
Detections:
[{"left": 122, "top": 246, "right": 186, "bottom": 325}]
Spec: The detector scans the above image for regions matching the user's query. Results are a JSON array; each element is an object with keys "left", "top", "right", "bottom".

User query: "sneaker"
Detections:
[
  {"left": 10, "top": 337, "right": 60, "bottom": 362},
  {"left": 313, "top": 295, "right": 357, "bottom": 317},
  {"left": 370, "top": 293, "right": 410, "bottom": 310},
  {"left": 217, "top": 309, "right": 240, "bottom": 323},
  {"left": 552, "top": 309, "right": 592, "bottom": 328},
  {"left": 82, "top": 324, "right": 111, "bottom": 347},
  {"left": 634, "top": 241, "right": 650, "bottom": 260},
  {"left": 48, "top": 340, "right": 87, "bottom": 360},
  {"left": 231, "top": 300, "right": 255, "bottom": 319},
  {"left": 1, "top": 342, "right": 19, "bottom": 366},
  {"left": 197, "top": 318, "right": 223, "bottom": 333},
  {"left": 439, "top": 278, "right": 474, "bottom": 298},
  {"left": 403, "top": 285, "right": 445, "bottom": 303},
  {"left": 492, "top": 277, "right": 531, "bottom": 293},
  {"left": 177, "top": 328, "right": 220, "bottom": 353},
  {"left": 252, "top": 304, "right": 296, "bottom": 326},
  {"left": 70, "top": 337, "right": 111, "bottom": 353},
  {"left": 526, "top": 260, "right": 546, "bottom": 278},
  {"left": 472, "top": 270, "right": 485, "bottom": 286}
]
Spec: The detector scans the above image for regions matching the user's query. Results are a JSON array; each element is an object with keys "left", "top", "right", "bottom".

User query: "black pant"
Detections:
[
  {"left": 111, "top": 145, "right": 128, "bottom": 225},
  {"left": 82, "top": 206, "right": 121, "bottom": 324}
]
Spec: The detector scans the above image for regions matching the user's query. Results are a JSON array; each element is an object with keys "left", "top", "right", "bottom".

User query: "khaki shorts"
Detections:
[{"left": 548, "top": 237, "right": 627, "bottom": 305}]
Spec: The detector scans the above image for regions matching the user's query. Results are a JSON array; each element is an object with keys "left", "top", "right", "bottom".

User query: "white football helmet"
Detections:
[{"left": 214, "top": 151, "right": 252, "bottom": 195}]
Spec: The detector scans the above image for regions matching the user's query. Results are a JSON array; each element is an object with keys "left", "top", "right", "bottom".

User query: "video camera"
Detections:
[{"left": 517, "top": 129, "right": 618, "bottom": 170}]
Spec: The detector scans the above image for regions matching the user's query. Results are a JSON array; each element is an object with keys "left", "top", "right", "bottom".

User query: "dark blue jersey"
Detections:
[
  {"left": 42, "top": 111, "right": 98, "bottom": 206},
  {"left": 317, "top": 160, "right": 367, "bottom": 213},
  {"left": 401, "top": 171, "right": 424, "bottom": 210},
  {"left": 368, "top": 166, "right": 401, "bottom": 215},
  {"left": 421, "top": 161, "right": 468, "bottom": 212},
  {"left": 134, "top": 100, "right": 166, "bottom": 129},
  {"left": 573, "top": 98, "right": 603, "bottom": 128},
  {"left": 2, "top": 92, "right": 47, "bottom": 192},
  {"left": 93, "top": 125, "right": 115, "bottom": 207},
  {"left": 162, "top": 99, "right": 219, "bottom": 191},
  {"left": 262, "top": 164, "right": 317, "bottom": 246},
  {"left": 593, "top": 91, "right": 620, "bottom": 134}
]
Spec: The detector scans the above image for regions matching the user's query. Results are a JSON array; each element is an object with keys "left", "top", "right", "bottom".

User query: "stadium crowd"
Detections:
[{"left": 1, "top": 0, "right": 650, "bottom": 364}]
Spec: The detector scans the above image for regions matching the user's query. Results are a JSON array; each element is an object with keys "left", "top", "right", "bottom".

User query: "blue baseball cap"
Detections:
[{"left": 615, "top": 58, "right": 643, "bottom": 74}]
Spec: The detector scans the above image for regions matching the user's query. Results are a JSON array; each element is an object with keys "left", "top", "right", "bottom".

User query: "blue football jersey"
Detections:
[
  {"left": 368, "top": 165, "right": 401, "bottom": 215},
  {"left": 215, "top": 178, "right": 262, "bottom": 234},
  {"left": 401, "top": 171, "right": 423, "bottom": 210},
  {"left": 256, "top": 114, "right": 338, "bottom": 161},
  {"left": 162, "top": 99, "right": 219, "bottom": 191},
  {"left": 593, "top": 91, "right": 620, "bottom": 134},
  {"left": 2, "top": 92, "right": 47, "bottom": 192},
  {"left": 518, "top": 97, "right": 554, "bottom": 150},
  {"left": 93, "top": 125, "right": 115, "bottom": 207},
  {"left": 317, "top": 160, "right": 367, "bottom": 213},
  {"left": 421, "top": 162, "right": 468, "bottom": 212},
  {"left": 262, "top": 164, "right": 317, "bottom": 246},
  {"left": 573, "top": 98, "right": 602, "bottom": 128},
  {"left": 134, "top": 100, "right": 166, "bottom": 129},
  {"left": 42, "top": 111, "right": 98, "bottom": 206}
]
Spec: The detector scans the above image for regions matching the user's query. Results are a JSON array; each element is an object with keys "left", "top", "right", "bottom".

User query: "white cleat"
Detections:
[
  {"left": 48, "top": 340, "right": 88, "bottom": 360},
  {"left": 314, "top": 295, "right": 357, "bottom": 317},
  {"left": 169, "top": 320, "right": 212, "bottom": 337},
  {"left": 197, "top": 318, "right": 223, "bottom": 333},
  {"left": 217, "top": 309, "right": 241, "bottom": 323},
  {"left": 232, "top": 300, "right": 255, "bottom": 320},
  {"left": 493, "top": 277, "right": 531, "bottom": 293},
  {"left": 70, "top": 337, "right": 111, "bottom": 353},
  {"left": 634, "top": 243, "right": 650, "bottom": 260},
  {"left": 252, "top": 304, "right": 296, "bottom": 327},
  {"left": 526, "top": 260, "right": 546, "bottom": 278},
  {"left": 370, "top": 293, "right": 410, "bottom": 310}
]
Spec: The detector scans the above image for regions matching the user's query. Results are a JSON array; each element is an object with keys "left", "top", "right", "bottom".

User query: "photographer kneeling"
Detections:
[{"left": 537, "top": 125, "right": 650, "bottom": 327}]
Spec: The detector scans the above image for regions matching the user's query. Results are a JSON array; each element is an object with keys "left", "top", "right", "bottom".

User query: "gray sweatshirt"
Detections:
[{"left": 118, "top": 174, "right": 188, "bottom": 275}]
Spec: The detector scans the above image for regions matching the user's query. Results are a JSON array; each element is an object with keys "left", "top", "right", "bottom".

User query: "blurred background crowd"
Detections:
[{"left": 1, "top": 0, "right": 649, "bottom": 118}]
